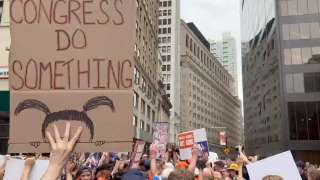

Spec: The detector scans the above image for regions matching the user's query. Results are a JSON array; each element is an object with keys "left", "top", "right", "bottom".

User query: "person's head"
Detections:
[
  {"left": 168, "top": 169, "right": 194, "bottom": 180},
  {"left": 262, "top": 175, "right": 284, "bottom": 180},
  {"left": 214, "top": 161, "right": 225, "bottom": 172},
  {"left": 227, "top": 163, "right": 239, "bottom": 177},
  {"left": 296, "top": 161, "right": 306, "bottom": 175},
  {"left": 308, "top": 169, "right": 320, "bottom": 180},
  {"left": 94, "top": 164, "right": 112, "bottom": 180},
  {"left": 76, "top": 166, "right": 93, "bottom": 180}
]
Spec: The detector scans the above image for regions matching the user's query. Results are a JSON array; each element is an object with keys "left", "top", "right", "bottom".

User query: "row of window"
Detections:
[
  {"left": 284, "top": 47, "right": 320, "bottom": 65},
  {"left": 159, "top": 9, "right": 172, "bottom": 16},
  {"left": 159, "top": 1, "right": 172, "bottom": 7},
  {"left": 160, "top": 46, "right": 171, "bottom": 53},
  {"left": 158, "top": 18, "right": 172, "bottom": 25},
  {"left": 133, "top": 67, "right": 156, "bottom": 103},
  {"left": 161, "top": 55, "right": 171, "bottom": 62},
  {"left": 161, "top": 64, "right": 171, "bottom": 71},
  {"left": 186, "top": 34, "right": 231, "bottom": 86},
  {"left": 133, "top": 116, "right": 151, "bottom": 133},
  {"left": 286, "top": 72, "right": 320, "bottom": 93},
  {"left": 158, "top": 27, "right": 172, "bottom": 34},
  {"left": 133, "top": 92, "right": 156, "bottom": 122},
  {"left": 280, "top": 0, "right": 320, "bottom": 16},
  {"left": 162, "top": 74, "right": 171, "bottom": 82},
  {"left": 158, "top": 36, "right": 171, "bottom": 44},
  {"left": 282, "top": 22, "right": 320, "bottom": 40}
]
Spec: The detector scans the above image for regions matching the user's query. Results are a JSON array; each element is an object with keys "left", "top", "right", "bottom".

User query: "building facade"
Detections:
[
  {"left": 241, "top": 0, "right": 320, "bottom": 162},
  {"left": 158, "top": 0, "right": 181, "bottom": 143},
  {"left": 180, "top": 20, "right": 242, "bottom": 155},
  {"left": 210, "top": 33, "right": 238, "bottom": 96}
]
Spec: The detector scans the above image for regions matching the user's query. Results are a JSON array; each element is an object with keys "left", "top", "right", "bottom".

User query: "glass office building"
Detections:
[{"left": 241, "top": 0, "right": 320, "bottom": 162}]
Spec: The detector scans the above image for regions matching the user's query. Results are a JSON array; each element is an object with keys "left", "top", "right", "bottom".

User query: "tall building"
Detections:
[
  {"left": 158, "top": 0, "right": 181, "bottom": 143},
  {"left": 180, "top": 20, "right": 242, "bottom": 155},
  {"left": 241, "top": 0, "right": 320, "bottom": 162},
  {"left": 210, "top": 33, "right": 238, "bottom": 96}
]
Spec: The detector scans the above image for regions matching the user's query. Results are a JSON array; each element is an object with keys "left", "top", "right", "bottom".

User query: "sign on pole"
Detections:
[
  {"left": 177, "top": 128, "right": 209, "bottom": 160},
  {"left": 9, "top": 0, "right": 136, "bottom": 152},
  {"left": 130, "top": 141, "right": 145, "bottom": 168},
  {"left": 219, "top": 131, "right": 226, "bottom": 146},
  {"left": 152, "top": 122, "right": 169, "bottom": 159}
]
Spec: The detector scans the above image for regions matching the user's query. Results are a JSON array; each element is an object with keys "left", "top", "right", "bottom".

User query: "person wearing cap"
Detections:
[{"left": 227, "top": 163, "right": 239, "bottom": 180}]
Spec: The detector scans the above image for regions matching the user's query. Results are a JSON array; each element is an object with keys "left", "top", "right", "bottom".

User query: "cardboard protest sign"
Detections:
[
  {"left": 152, "top": 122, "right": 169, "bottom": 159},
  {"left": 4, "top": 158, "right": 49, "bottom": 180},
  {"left": 130, "top": 141, "right": 145, "bottom": 168},
  {"left": 9, "top": 0, "right": 136, "bottom": 152},
  {"left": 246, "top": 151, "right": 302, "bottom": 180},
  {"left": 177, "top": 128, "right": 209, "bottom": 160}
]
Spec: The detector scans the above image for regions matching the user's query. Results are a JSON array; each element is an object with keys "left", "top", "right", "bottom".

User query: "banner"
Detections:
[
  {"left": 219, "top": 131, "right": 226, "bottom": 146},
  {"left": 130, "top": 141, "right": 145, "bottom": 168},
  {"left": 152, "top": 122, "right": 169, "bottom": 159},
  {"left": 177, "top": 128, "right": 209, "bottom": 160},
  {"left": 9, "top": 0, "right": 136, "bottom": 152},
  {"left": 247, "top": 151, "right": 302, "bottom": 180}
]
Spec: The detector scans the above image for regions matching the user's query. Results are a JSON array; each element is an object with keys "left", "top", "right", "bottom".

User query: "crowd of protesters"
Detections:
[{"left": 0, "top": 123, "right": 320, "bottom": 180}]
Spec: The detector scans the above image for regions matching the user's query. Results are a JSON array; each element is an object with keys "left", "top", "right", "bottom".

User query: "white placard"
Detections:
[
  {"left": 177, "top": 128, "right": 208, "bottom": 160},
  {"left": 247, "top": 151, "right": 302, "bottom": 180},
  {"left": 4, "top": 158, "right": 49, "bottom": 180}
]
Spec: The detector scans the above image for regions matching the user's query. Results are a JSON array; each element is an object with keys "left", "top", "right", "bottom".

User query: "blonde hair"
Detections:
[{"left": 262, "top": 175, "right": 284, "bottom": 180}]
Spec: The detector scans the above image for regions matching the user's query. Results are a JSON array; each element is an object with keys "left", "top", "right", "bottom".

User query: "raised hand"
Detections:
[{"left": 41, "top": 122, "right": 83, "bottom": 180}]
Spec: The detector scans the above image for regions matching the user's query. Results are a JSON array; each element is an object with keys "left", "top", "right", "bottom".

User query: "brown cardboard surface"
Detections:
[{"left": 9, "top": 0, "right": 135, "bottom": 152}]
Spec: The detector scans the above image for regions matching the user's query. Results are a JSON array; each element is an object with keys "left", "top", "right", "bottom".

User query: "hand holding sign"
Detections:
[{"left": 41, "top": 122, "right": 82, "bottom": 180}]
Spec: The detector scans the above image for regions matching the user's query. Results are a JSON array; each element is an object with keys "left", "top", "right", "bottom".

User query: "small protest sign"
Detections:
[
  {"left": 246, "top": 151, "right": 302, "bottom": 180},
  {"left": 9, "top": 0, "right": 136, "bottom": 152},
  {"left": 130, "top": 141, "right": 145, "bottom": 168},
  {"left": 219, "top": 131, "right": 226, "bottom": 146},
  {"left": 152, "top": 122, "right": 169, "bottom": 159},
  {"left": 177, "top": 128, "right": 209, "bottom": 160}
]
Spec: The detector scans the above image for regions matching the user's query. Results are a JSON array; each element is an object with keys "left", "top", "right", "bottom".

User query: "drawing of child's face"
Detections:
[{"left": 262, "top": 175, "right": 283, "bottom": 180}]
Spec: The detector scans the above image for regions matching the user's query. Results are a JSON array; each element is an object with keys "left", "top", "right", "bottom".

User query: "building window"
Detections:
[
  {"left": 133, "top": 116, "right": 138, "bottom": 127},
  {"left": 134, "top": 67, "right": 140, "bottom": 85},
  {"left": 288, "top": 101, "right": 320, "bottom": 140},
  {"left": 147, "top": 105, "right": 151, "bottom": 120},
  {"left": 147, "top": 124, "right": 151, "bottom": 132},
  {"left": 141, "top": 99, "right": 146, "bottom": 114},
  {"left": 152, "top": 110, "right": 155, "bottom": 122},
  {"left": 186, "top": 35, "right": 189, "bottom": 47},
  {"left": 140, "top": 120, "right": 145, "bottom": 130},
  {"left": 134, "top": 91, "right": 139, "bottom": 108}
]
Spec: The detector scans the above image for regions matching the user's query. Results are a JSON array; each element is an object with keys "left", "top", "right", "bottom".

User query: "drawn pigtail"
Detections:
[
  {"left": 83, "top": 96, "right": 115, "bottom": 112},
  {"left": 15, "top": 99, "right": 51, "bottom": 116}
]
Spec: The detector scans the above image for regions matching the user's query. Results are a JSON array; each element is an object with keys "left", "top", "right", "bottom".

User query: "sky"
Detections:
[{"left": 181, "top": 0, "right": 243, "bottom": 100}]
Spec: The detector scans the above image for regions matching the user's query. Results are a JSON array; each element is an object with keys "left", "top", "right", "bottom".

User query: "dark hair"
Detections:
[
  {"left": 76, "top": 166, "right": 92, "bottom": 178},
  {"left": 94, "top": 164, "right": 113, "bottom": 178},
  {"left": 214, "top": 161, "right": 225, "bottom": 168}
]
